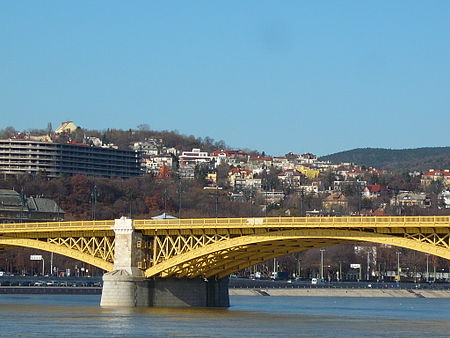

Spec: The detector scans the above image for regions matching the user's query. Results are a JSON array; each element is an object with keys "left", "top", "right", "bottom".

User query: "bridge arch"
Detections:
[
  {"left": 145, "top": 228, "right": 450, "bottom": 279},
  {"left": 0, "top": 238, "right": 114, "bottom": 271}
]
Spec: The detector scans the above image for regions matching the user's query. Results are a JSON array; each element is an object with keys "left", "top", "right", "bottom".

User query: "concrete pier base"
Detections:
[
  {"left": 150, "top": 278, "right": 230, "bottom": 307},
  {"left": 100, "top": 270, "right": 150, "bottom": 307},
  {"left": 101, "top": 275, "right": 230, "bottom": 308}
]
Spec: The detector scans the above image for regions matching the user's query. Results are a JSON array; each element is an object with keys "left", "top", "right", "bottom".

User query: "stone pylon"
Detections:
[{"left": 100, "top": 217, "right": 149, "bottom": 307}]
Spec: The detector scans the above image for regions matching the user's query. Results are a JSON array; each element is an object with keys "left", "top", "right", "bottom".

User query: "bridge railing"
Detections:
[
  {"left": 0, "top": 220, "right": 115, "bottom": 233},
  {"left": 134, "top": 216, "right": 450, "bottom": 228},
  {"left": 2, "top": 216, "right": 449, "bottom": 233}
]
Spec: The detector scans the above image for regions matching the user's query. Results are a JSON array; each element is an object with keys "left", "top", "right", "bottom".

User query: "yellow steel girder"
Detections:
[
  {"left": 152, "top": 233, "right": 230, "bottom": 264},
  {"left": 0, "top": 238, "right": 114, "bottom": 272},
  {"left": 166, "top": 239, "right": 349, "bottom": 279},
  {"left": 144, "top": 228, "right": 450, "bottom": 278}
]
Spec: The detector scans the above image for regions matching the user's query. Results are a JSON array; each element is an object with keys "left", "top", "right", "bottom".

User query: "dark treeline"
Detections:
[
  {"left": 1, "top": 174, "right": 261, "bottom": 220},
  {"left": 0, "top": 173, "right": 262, "bottom": 277}
]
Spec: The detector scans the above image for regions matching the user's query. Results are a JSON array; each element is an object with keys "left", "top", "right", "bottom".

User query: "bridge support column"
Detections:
[{"left": 101, "top": 217, "right": 149, "bottom": 307}]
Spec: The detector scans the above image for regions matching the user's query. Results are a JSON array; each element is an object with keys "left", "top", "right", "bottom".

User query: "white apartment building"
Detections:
[{"left": 179, "top": 148, "right": 211, "bottom": 165}]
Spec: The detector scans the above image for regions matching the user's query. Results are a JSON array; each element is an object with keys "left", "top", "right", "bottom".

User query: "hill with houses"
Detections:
[{"left": 1, "top": 123, "right": 450, "bottom": 278}]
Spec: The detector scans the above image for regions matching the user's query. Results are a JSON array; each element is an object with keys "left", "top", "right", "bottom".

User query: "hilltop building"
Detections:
[
  {"left": 277, "top": 169, "right": 305, "bottom": 191},
  {"left": 54, "top": 121, "right": 78, "bottom": 134},
  {"left": 421, "top": 169, "right": 450, "bottom": 187},
  {"left": 390, "top": 192, "right": 431, "bottom": 208},
  {"left": 179, "top": 148, "right": 211, "bottom": 166},
  {"left": 322, "top": 193, "right": 349, "bottom": 212},
  {"left": 0, "top": 139, "right": 142, "bottom": 178}
]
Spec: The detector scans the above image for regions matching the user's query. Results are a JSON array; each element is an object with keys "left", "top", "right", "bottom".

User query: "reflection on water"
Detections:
[{"left": 0, "top": 295, "right": 449, "bottom": 337}]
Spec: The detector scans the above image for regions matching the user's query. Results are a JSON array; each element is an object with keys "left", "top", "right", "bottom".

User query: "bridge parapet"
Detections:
[
  {"left": 0, "top": 220, "right": 114, "bottom": 234},
  {"left": 134, "top": 216, "right": 450, "bottom": 230}
]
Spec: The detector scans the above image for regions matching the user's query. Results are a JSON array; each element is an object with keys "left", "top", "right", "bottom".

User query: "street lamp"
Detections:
[
  {"left": 338, "top": 261, "right": 342, "bottom": 282},
  {"left": 320, "top": 249, "right": 325, "bottom": 280},
  {"left": 396, "top": 251, "right": 401, "bottom": 281},
  {"left": 426, "top": 254, "right": 430, "bottom": 282}
]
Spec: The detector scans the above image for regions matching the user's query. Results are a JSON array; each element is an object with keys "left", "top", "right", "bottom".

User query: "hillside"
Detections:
[
  {"left": 319, "top": 147, "right": 450, "bottom": 171},
  {"left": 0, "top": 125, "right": 230, "bottom": 154}
]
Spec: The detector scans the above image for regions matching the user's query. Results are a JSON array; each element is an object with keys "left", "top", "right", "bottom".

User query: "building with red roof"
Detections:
[{"left": 421, "top": 169, "right": 450, "bottom": 187}]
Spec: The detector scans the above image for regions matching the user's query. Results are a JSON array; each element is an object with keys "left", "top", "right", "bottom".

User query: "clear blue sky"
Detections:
[{"left": 1, "top": 1, "right": 449, "bottom": 156}]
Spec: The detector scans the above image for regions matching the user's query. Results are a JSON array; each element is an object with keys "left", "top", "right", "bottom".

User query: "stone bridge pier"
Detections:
[{"left": 100, "top": 217, "right": 229, "bottom": 308}]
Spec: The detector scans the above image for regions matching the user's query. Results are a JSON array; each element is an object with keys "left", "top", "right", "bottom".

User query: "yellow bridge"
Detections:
[{"left": 1, "top": 216, "right": 450, "bottom": 279}]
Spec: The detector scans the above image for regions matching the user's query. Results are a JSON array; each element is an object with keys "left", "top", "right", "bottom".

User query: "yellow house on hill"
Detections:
[
  {"left": 55, "top": 121, "right": 78, "bottom": 134},
  {"left": 323, "top": 192, "right": 348, "bottom": 212},
  {"left": 297, "top": 166, "right": 320, "bottom": 179}
]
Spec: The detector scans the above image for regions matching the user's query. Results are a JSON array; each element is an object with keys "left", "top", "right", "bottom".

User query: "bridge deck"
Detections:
[{"left": 0, "top": 216, "right": 449, "bottom": 234}]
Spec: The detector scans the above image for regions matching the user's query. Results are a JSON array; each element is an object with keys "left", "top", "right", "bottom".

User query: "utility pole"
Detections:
[
  {"left": 50, "top": 252, "right": 54, "bottom": 276},
  {"left": 357, "top": 182, "right": 361, "bottom": 215},
  {"left": 320, "top": 249, "right": 325, "bottom": 280},
  {"left": 299, "top": 189, "right": 305, "bottom": 217},
  {"left": 366, "top": 251, "right": 370, "bottom": 281},
  {"left": 91, "top": 185, "right": 97, "bottom": 221},
  {"left": 19, "top": 188, "right": 25, "bottom": 223},
  {"left": 163, "top": 187, "right": 167, "bottom": 213},
  {"left": 215, "top": 185, "right": 219, "bottom": 218},
  {"left": 57, "top": 197, "right": 61, "bottom": 221},
  {"left": 178, "top": 178, "right": 182, "bottom": 218}
]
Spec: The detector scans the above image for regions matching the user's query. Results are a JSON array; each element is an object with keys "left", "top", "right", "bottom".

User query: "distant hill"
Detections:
[{"left": 319, "top": 147, "right": 450, "bottom": 171}]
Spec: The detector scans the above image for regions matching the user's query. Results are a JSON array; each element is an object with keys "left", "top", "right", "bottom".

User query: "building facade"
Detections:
[
  {"left": 0, "top": 189, "right": 64, "bottom": 223},
  {"left": 0, "top": 139, "right": 142, "bottom": 178}
]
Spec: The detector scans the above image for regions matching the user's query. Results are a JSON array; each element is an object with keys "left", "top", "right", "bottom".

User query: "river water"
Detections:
[{"left": 0, "top": 295, "right": 449, "bottom": 337}]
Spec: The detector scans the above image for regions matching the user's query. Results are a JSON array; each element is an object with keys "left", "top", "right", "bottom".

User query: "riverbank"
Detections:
[
  {"left": 2, "top": 286, "right": 450, "bottom": 298},
  {"left": 229, "top": 288, "right": 450, "bottom": 298},
  {"left": 0, "top": 286, "right": 101, "bottom": 295}
]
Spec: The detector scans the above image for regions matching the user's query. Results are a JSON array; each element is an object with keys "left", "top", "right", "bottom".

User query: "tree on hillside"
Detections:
[{"left": 0, "top": 127, "right": 17, "bottom": 139}]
